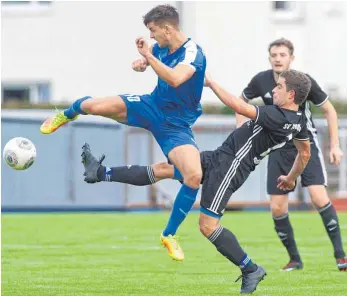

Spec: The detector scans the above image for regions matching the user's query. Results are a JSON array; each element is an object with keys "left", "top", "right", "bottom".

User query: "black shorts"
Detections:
[
  {"left": 267, "top": 141, "right": 327, "bottom": 195},
  {"left": 199, "top": 150, "right": 251, "bottom": 216}
]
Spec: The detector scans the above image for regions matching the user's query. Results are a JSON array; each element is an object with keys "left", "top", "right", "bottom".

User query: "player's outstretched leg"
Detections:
[
  {"left": 271, "top": 194, "right": 303, "bottom": 271},
  {"left": 81, "top": 143, "right": 173, "bottom": 185},
  {"left": 199, "top": 211, "right": 266, "bottom": 294},
  {"left": 40, "top": 95, "right": 127, "bottom": 134}
]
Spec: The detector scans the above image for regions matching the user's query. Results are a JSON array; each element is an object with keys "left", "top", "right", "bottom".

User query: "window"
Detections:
[
  {"left": 2, "top": 87, "right": 30, "bottom": 102},
  {"left": 1, "top": 82, "right": 51, "bottom": 104},
  {"left": 1, "top": 1, "right": 51, "bottom": 5},
  {"left": 271, "top": 1, "right": 305, "bottom": 22},
  {"left": 273, "top": 1, "right": 289, "bottom": 10},
  {"left": 1, "top": 1, "right": 52, "bottom": 16}
]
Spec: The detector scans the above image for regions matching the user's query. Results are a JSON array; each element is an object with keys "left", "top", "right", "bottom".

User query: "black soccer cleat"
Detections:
[
  {"left": 235, "top": 265, "right": 267, "bottom": 294},
  {"left": 336, "top": 257, "right": 347, "bottom": 271},
  {"left": 81, "top": 142, "right": 105, "bottom": 183},
  {"left": 280, "top": 261, "right": 303, "bottom": 272}
]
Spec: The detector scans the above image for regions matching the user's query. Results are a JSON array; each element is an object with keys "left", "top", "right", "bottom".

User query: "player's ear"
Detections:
[
  {"left": 290, "top": 55, "right": 295, "bottom": 64},
  {"left": 290, "top": 89, "right": 296, "bottom": 102},
  {"left": 164, "top": 24, "right": 172, "bottom": 34}
]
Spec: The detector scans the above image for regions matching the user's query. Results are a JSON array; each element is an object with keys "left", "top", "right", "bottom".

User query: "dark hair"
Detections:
[
  {"left": 280, "top": 70, "right": 312, "bottom": 105},
  {"left": 143, "top": 4, "right": 179, "bottom": 27},
  {"left": 268, "top": 38, "right": 294, "bottom": 55}
]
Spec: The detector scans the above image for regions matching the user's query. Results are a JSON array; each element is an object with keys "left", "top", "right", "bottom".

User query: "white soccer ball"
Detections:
[{"left": 3, "top": 137, "right": 36, "bottom": 170}]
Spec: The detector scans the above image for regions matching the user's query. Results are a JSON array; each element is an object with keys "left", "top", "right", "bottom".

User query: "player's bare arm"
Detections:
[
  {"left": 204, "top": 72, "right": 257, "bottom": 120},
  {"left": 320, "top": 100, "right": 343, "bottom": 165},
  {"left": 235, "top": 96, "right": 250, "bottom": 127},
  {"left": 277, "top": 139, "right": 311, "bottom": 191},
  {"left": 136, "top": 37, "right": 195, "bottom": 87}
]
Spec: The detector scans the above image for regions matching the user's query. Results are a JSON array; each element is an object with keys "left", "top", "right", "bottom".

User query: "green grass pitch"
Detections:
[{"left": 2, "top": 212, "right": 347, "bottom": 295}]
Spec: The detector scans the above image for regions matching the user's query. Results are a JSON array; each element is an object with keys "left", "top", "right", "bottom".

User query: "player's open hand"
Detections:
[
  {"left": 204, "top": 72, "right": 213, "bottom": 87},
  {"left": 136, "top": 37, "right": 150, "bottom": 58},
  {"left": 132, "top": 58, "right": 148, "bottom": 72},
  {"left": 277, "top": 175, "right": 296, "bottom": 191},
  {"left": 330, "top": 146, "right": 343, "bottom": 165}
]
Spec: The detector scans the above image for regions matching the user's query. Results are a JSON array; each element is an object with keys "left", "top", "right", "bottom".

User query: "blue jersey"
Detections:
[{"left": 151, "top": 38, "right": 206, "bottom": 127}]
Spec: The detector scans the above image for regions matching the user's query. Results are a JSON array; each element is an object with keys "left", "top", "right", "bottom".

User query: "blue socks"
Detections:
[
  {"left": 173, "top": 166, "right": 183, "bottom": 181},
  {"left": 162, "top": 183, "right": 198, "bottom": 236},
  {"left": 64, "top": 96, "right": 91, "bottom": 119}
]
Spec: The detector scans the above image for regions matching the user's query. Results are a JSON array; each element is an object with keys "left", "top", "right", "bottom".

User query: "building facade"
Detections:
[{"left": 2, "top": 1, "right": 347, "bottom": 104}]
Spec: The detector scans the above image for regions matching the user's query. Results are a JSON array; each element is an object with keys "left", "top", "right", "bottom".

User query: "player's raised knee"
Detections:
[{"left": 183, "top": 170, "right": 202, "bottom": 188}]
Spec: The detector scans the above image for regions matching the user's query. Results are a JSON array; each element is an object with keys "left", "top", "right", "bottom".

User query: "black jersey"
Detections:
[
  {"left": 242, "top": 69, "right": 328, "bottom": 148},
  {"left": 217, "top": 105, "right": 309, "bottom": 173}
]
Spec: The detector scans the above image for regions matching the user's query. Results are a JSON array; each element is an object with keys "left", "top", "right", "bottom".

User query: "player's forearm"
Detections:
[
  {"left": 235, "top": 96, "right": 250, "bottom": 127},
  {"left": 209, "top": 80, "right": 248, "bottom": 115},
  {"left": 145, "top": 53, "right": 180, "bottom": 87},
  {"left": 287, "top": 151, "right": 311, "bottom": 181},
  {"left": 323, "top": 107, "right": 340, "bottom": 148},
  {"left": 142, "top": 57, "right": 150, "bottom": 66}
]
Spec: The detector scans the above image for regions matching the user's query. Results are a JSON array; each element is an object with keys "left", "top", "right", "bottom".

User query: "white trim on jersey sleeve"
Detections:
[
  {"left": 242, "top": 91, "right": 250, "bottom": 101},
  {"left": 294, "top": 137, "right": 310, "bottom": 141},
  {"left": 178, "top": 63, "right": 196, "bottom": 71},
  {"left": 314, "top": 95, "right": 329, "bottom": 107},
  {"left": 178, "top": 40, "right": 198, "bottom": 70},
  {"left": 255, "top": 105, "right": 260, "bottom": 123}
]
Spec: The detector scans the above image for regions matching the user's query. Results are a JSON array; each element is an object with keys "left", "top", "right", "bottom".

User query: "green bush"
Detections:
[
  {"left": 2, "top": 99, "right": 347, "bottom": 117},
  {"left": 1, "top": 101, "right": 70, "bottom": 110}
]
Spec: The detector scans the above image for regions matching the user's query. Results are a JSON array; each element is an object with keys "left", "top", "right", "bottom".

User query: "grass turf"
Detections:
[{"left": 2, "top": 212, "right": 347, "bottom": 295}]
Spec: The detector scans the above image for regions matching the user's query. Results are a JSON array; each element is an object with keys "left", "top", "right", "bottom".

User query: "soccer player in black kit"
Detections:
[
  {"left": 81, "top": 70, "right": 312, "bottom": 294},
  {"left": 237, "top": 38, "right": 346, "bottom": 272}
]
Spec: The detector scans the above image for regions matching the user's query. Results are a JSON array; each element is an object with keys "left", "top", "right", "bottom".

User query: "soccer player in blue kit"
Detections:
[{"left": 40, "top": 4, "right": 206, "bottom": 261}]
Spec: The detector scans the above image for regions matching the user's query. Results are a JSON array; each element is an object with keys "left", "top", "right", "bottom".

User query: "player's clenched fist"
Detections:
[
  {"left": 136, "top": 37, "right": 150, "bottom": 58},
  {"left": 132, "top": 58, "right": 148, "bottom": 72}
]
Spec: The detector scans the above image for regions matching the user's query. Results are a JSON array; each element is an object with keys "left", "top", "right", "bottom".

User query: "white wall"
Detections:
[
  {"left": 2, "top": 1, "right": 347, "bottom": 104},
  {"left": 1, "top": 1, "right": 173, "bottom": 103},
  {"left": 190, "top": 1, "right": 347, "bottom": 102}
]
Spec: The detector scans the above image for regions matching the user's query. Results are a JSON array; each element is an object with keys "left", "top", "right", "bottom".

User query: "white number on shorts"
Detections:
[{"left": 125, "top": 94, "right": 141, "bottom": 102}]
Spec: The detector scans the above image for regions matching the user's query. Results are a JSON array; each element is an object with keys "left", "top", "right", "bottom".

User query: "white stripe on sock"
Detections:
[{"left": 209, "top": 225, "right": 224, "bottom": 243}]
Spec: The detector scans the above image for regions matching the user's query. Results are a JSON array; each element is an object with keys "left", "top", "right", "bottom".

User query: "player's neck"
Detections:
[
  {"left": 281, "top": 103, "right": 299, "bottom": 112},
  {"left": 168, "top": 32, "right": 188, "bottom": 54},
  {"left": 273, "top": 71, "right": 281, "bottom": 82}
]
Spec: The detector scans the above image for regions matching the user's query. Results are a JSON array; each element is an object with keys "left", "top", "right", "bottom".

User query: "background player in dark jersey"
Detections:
[
  {"left": 81, "top": 70, "right": 312, "bottom": 294},
  {"left": 237, "top": 38, "right": 346, "bottom": 271},
  {"left": 40, "top": 5, "right": 206, "bottom": 261}
]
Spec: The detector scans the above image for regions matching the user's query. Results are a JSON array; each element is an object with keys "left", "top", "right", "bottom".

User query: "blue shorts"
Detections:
[{"left": 119, "top": 94, "right": 199, "bottom": 157}]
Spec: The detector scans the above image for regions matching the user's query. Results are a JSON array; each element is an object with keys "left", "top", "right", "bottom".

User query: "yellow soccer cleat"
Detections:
[
  {"left": 160, "top": 234, "right": 184, "bottom": 261},
  {"left": 40, "top": 110, "right": 79, "bottom": 134}
]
